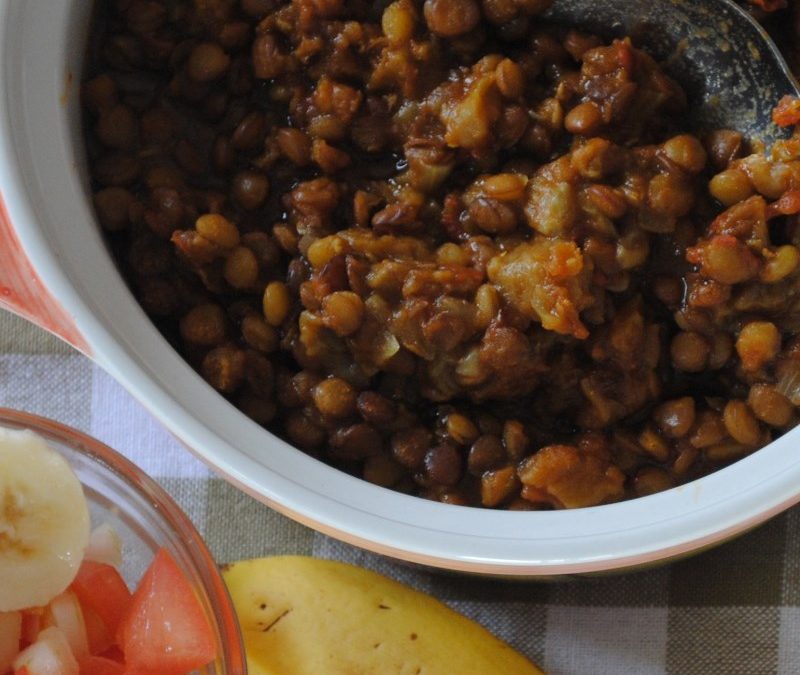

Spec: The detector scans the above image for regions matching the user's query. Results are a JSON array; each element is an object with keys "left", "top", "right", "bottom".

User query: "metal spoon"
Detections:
[{"left": 543, "top": 0, "right": 800, "bottom": 145}]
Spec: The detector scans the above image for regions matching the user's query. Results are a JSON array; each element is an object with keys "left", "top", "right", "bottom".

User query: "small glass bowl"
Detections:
[{"left": 0, "top": 408, "right": 246, "bottom": 674}]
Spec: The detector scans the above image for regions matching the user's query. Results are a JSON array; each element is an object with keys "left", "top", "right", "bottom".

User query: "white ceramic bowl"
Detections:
[{"left": 3, "top": 0, "right": 800, "bottom": 577}]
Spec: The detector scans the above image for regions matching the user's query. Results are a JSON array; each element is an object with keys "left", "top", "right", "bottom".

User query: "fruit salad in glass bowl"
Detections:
[{"left": 0, "top": 409, "right": 245, "bottom": 675}]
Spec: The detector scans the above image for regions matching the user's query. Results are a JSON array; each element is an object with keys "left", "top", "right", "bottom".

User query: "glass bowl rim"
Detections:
[{"left": 0, "top": 407, "right": 247, "bottom": 673}]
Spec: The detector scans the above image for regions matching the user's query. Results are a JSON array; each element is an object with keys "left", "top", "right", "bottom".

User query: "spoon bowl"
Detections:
[{"left": 545, "top": 0, "right": 800, "bottom": 144}]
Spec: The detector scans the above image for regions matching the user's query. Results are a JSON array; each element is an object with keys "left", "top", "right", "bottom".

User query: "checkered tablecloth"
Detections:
[{"left": 3, "top": 309, "right": 800, "bottom": 674}]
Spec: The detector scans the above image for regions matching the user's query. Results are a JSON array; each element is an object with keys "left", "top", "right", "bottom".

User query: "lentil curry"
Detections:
[{"left": 83, "top": 0, "right": 800, "bottom": 510}]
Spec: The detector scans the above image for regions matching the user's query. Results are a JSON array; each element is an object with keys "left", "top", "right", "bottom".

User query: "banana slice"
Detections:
[{"left": 0, "top": 427, "right": 90, "bottom": 612}]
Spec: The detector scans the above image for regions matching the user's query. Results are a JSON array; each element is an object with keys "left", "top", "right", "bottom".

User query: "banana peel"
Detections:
[{"left": 222, "top": 556, "right": 545, "bottom": 675}]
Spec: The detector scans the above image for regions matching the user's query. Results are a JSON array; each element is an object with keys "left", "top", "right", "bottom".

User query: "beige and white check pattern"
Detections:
[{"left": 2, "top": 309, "right": 799, "bottom": 675}]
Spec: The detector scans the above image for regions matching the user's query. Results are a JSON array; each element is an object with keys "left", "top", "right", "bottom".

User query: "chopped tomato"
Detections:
[
  {"left": 20, "top": 610, "right": 43, "bottom": 647},
  {"left": 750, "top": 0, "right": 787, "bottom": 11},
  {"left": 98, "top": 646, "right": 125, "bottom": 665},
  {"left": 13, "top": 668, "right": 30, "bottom": 675},
  {"left": 767, "top": 190, "right": 800, "bottom": 218},
  {"left": 0, "top": 612, "right": 22, "bottom": 675},
  {"left": 82, "top": 606, "right": 114, "bottom": 656},
  {"left": 78, "top": 655, "right": 125, "bottom": 675},
  {"left": 117, "top": 549, "right": 217, "bottom": 675},
  {"left": 70, "top": 562, "right": 132, "bottom": 637},
  {"left": 616, "top": 39, "right": 635, "bottom": 73},
  {"left": 773, "top": 95, "right": 800, "bottom": 127}
]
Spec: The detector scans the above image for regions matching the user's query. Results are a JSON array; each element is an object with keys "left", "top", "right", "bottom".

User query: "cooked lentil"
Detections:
[{"left": 84, "top": 0, "right": 800, "bottom": 509}]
